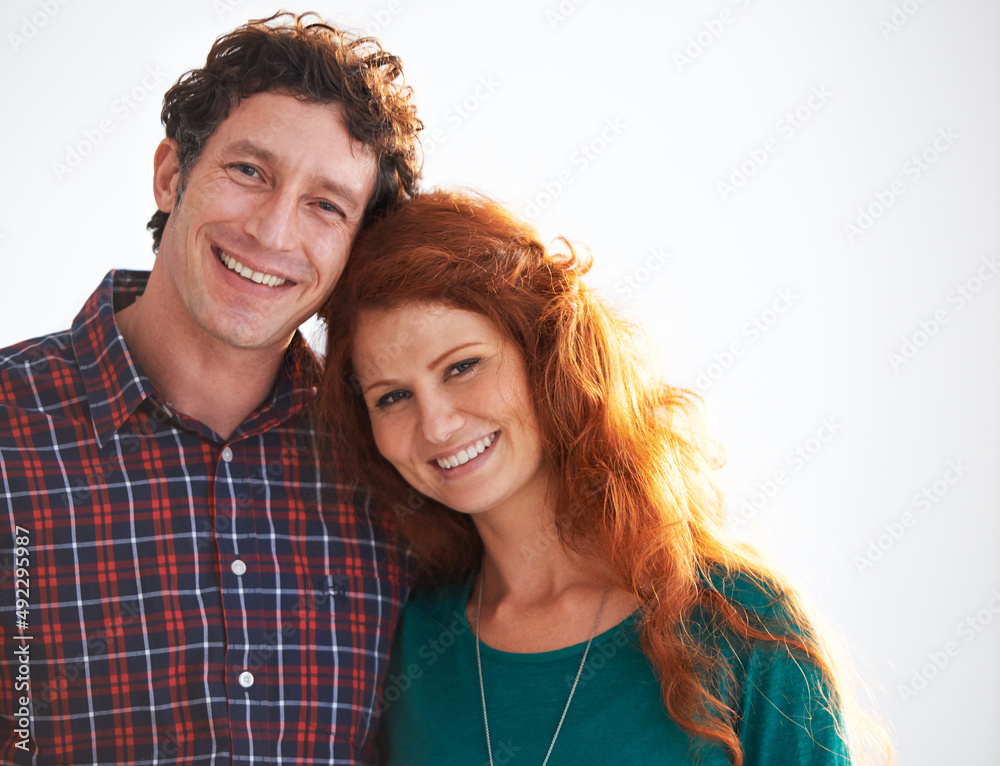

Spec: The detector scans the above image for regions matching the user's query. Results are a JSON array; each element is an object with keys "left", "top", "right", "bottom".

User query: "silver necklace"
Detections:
[{"left": 474, "top": 578, "right": 611, "bottom": 766}]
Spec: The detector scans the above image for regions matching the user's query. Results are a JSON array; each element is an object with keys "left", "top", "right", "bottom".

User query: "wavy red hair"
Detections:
[{"left": 317, "top": 190, "right": 890, "bottom": 765}]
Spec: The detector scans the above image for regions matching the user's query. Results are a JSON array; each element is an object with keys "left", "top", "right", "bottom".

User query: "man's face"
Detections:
[{"left": 152, "top": 91, "right": 378, "bottom": 353}]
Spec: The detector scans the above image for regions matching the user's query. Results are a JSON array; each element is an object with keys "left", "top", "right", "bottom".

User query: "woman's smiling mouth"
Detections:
[{"left": 434, "top": 431, "right": 498, "bottom": 470}]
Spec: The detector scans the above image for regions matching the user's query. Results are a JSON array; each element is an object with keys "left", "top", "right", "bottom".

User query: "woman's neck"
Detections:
[
  {"left": 468, "top": 504, "right": 640, "bottom": 653},
  {"left": 471, "top": 496, "right": 590, "bottom": 603}
]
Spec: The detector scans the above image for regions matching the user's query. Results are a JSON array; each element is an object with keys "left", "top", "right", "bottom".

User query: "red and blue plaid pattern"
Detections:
[{"left": 0, "top": 271, "right": 408, "bottom": 765}]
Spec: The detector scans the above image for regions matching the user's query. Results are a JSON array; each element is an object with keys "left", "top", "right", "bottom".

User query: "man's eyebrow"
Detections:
[
  {"left": 225, "top": 140, "right": 368, "bottom": 216},
  {"left": 228, "top": 140, "right": 277, "bottom": 166},
  {"left": 310, "top": 174, "right": 367, "bottom": 217}
]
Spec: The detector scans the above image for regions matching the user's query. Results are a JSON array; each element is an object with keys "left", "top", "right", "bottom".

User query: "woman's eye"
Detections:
[
  {"left": 447, "top": 358, "right": 481, "bottom": 378},
  {"left": 375, "top": 389, "right": 409, "bottom": 409}
]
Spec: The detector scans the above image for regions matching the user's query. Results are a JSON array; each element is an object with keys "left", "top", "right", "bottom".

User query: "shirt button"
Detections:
[
  {"left": 238, "top": 671, "right": 254, "bottom": 688},
  {"left": 231, "top": 559, "right": 247, "bottom": 576},
  {"left": 221, "top": 447, "right": 233, "bottom": 463}
]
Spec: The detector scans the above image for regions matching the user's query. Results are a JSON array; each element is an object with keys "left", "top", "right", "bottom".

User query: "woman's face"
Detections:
[{"left": 351, "top": 302, "right": 551, "bottom": 519}]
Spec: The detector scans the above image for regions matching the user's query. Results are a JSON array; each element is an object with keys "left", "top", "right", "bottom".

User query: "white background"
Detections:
[{"left": 2, "top": 1, "right": 998, "bottom": 762}]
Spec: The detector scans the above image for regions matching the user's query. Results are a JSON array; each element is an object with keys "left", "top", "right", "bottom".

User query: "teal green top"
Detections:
[{"left": 378, "top": 577, "right": 850, "bottom": 765}]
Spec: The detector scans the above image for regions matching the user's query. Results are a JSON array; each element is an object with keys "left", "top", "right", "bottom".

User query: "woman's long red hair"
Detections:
[{"left": 317, "top": 189, "right": 890, "bottom": 765}]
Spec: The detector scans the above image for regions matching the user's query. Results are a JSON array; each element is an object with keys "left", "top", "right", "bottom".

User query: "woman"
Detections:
[{"left": 318, "top": 190, "right": 891, "bottom": 765}]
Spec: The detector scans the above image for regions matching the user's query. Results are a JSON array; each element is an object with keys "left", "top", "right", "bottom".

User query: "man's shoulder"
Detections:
[
  {"left": 0, "top": 328, "right": 78, "bottom": 381},
  {"left": 0, "top": 328, "right": 82, "bottom": 416}
]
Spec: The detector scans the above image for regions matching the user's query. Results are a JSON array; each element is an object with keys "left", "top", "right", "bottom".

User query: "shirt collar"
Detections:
[
  {"left": 72, "top": 269, "right": 321, "bottom": 447},
  {"left": 72, "top": 270, "right": 154, "bottom": 448},
  {"left": 232, "top": 330, "right": 321, "bottom": 441}
]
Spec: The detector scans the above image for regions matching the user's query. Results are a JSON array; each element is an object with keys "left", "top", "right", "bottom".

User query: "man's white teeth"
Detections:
[
  {"left": 436, "top": 432, "right": 496, "bottom": 470},
  {"left": 219, "top": 250, "right": 286, "bottom": 287}
]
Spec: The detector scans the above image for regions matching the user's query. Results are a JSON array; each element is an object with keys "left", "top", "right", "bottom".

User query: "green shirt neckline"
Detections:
[{"left": 455, "top": 576, "right": 643, "bottom": 664}]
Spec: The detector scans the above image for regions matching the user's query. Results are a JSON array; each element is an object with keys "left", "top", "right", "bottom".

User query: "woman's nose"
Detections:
[{"left": 418, "top": 393, "right": 464, "bottom": 445}]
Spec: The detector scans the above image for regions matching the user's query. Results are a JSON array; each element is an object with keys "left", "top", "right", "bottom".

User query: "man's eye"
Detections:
[
  {"left": 232, "top": 163, "right": 259, "bottom": 178},
  {"left": 447, "top": 358, "right": 480, "bottom": 378},
  {"left": 317, "top": 200, "right": 345, "bottom": 217},
  {"left": 375, "top": 390, "right": 409, "bottom": 408}
]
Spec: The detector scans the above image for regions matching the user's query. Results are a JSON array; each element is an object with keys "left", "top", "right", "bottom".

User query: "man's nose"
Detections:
[{"left": 245, "top": 188, "right": 298, "bottom": 251}]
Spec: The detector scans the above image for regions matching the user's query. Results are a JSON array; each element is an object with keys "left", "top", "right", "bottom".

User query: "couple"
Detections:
[{"left": 0, "top": 11, "right": 885, "bottom": 766}]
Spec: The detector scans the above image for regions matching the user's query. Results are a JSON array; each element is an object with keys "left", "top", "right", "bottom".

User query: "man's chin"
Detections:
[{"left": 201, "top": 319, "right": 295, "bottom": 354}]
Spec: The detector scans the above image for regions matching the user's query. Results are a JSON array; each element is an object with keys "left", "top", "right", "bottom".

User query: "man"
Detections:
[{"left": 0, "top": 12, "right": 421, "bottom": 764}]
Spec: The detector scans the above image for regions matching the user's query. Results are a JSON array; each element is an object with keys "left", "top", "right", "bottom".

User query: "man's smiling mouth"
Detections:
[{"left": 217, "top": 248, "right": 287, "bottom": 287}]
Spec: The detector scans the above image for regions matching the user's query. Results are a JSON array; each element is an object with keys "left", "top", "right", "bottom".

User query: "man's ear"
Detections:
[{"left": 152, "top": 138, "right": 181, "bottom": 213}]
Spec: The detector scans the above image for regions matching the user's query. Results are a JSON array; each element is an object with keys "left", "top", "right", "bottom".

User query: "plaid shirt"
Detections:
[{"left": 0, "top": 271, "right": 409, "bottom": 765}]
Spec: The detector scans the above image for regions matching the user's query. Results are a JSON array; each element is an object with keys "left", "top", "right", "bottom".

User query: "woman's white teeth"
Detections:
[
  {"left": 219, "top": 250, "right": 286, "bottom": 287},
  {"left": 436, "top": 432, "right": 496, "bottom": 470}
]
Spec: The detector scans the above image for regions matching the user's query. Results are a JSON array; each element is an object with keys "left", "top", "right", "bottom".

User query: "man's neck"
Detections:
[{"left": 115, "top": 296, "right": 287, "bottom": 441}]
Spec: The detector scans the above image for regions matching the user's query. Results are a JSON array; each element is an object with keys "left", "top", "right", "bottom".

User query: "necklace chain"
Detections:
[{"left": 475, "top": 578, "right": 611, "bottom": 766}]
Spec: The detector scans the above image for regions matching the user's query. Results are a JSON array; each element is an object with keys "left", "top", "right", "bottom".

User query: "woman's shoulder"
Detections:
[
  {"left": 399, "top": 577, "right": 473, "bottom": 634},
  {"left": 697, "top": 567, "right": 851, "bottom": 763},
  {"left": 701, "top": 565, "right": 804, "bottom": 635},
  {"left": 693, "top": 566, "right": 834, "bottom": 707}
]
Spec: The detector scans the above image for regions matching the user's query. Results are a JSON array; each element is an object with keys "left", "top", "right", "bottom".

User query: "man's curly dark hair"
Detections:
[{"left": 146, "top": 11, "right": 422, "bottom": 252}]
